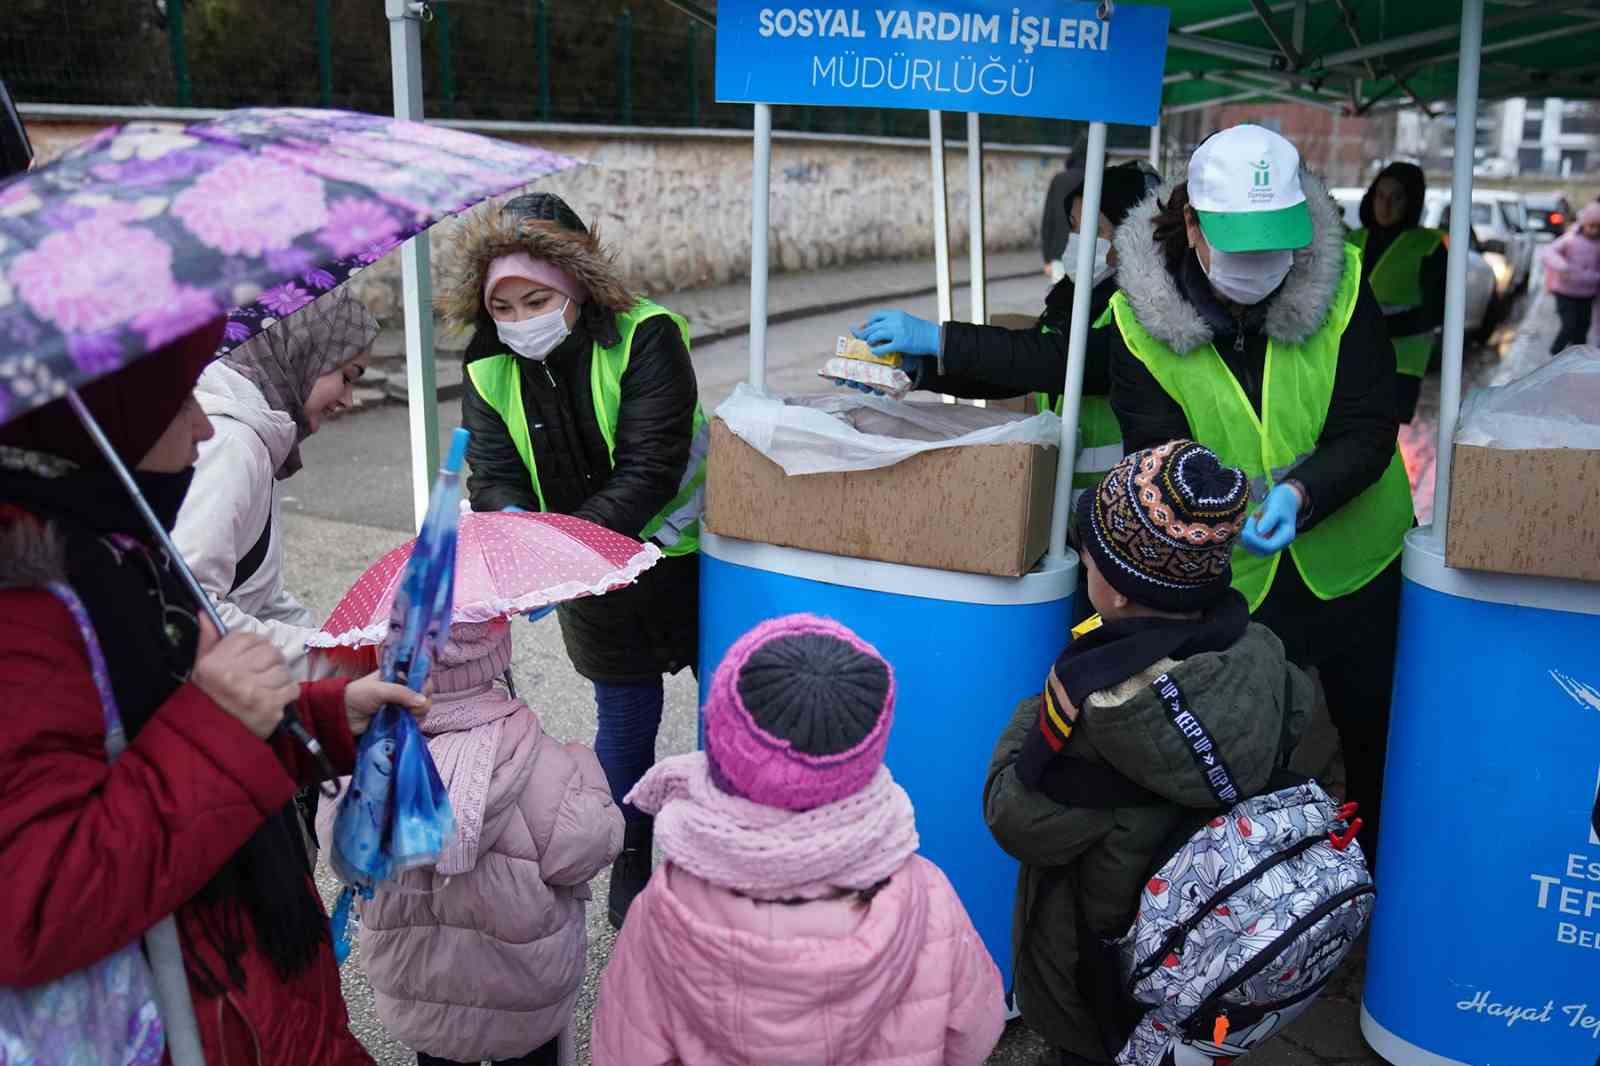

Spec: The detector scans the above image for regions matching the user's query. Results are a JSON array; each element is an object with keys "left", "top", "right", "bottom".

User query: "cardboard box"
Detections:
[
  {"left": 705, "top": 418, "right": 1058, "bottom": 577},
  {"left": 1445, "top": 443, "right": 1600, "bottom": 581}
]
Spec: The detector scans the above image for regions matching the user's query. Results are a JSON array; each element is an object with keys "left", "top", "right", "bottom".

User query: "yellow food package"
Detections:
[
  {"left": 1070, "top": 613, "right": 1103, "bottom": 640},
  {"left": 836, "top": 335, "right": 903, "bottom": 369}
]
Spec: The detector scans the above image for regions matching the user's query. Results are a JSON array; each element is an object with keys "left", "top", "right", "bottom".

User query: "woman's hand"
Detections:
[
  {"left": 344, "top": 672, "right": 430, "bottom": 738},
  {"left": 192, "top": 633, "right": 298, "bottom": 740},
  {"left": 853, "top": 310, "right": 940, "bottom": 358},
  {"left": 1241, "top": 482, "right": 1304, "bottom": 556}
]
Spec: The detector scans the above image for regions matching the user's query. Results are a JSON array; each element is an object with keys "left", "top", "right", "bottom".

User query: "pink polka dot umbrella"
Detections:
[{"left": 309, "top": 510, "right": 662, "bottom": 649}]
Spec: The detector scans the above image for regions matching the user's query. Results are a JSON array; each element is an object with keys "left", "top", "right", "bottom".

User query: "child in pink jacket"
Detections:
[
  {"left": 322, "top": 621, "right": 623, "bottom": 1066},
  {"left": 1542, "top": 201, "right": 1600, "bottom": 354},
  {"left": 590, "top": 613, "right": 1006, "bottom": 1066}
]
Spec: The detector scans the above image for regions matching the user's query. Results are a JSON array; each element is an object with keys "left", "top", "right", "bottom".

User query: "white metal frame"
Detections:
[
  {"left": 927, "top": 110, "right": 953, "bottom": 324},
  {"left": 1429, "top": 0, "right": 1485, "bottom": 553},
  {"left": 966, "top": 112, "right": 986, "bottom": 326},
  {"left": 388, "top": 0, "right": 439, "bottom": 529}
]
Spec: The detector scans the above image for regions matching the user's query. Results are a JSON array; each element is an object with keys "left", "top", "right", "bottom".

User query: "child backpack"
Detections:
[
  {"left": 1073, "top": 671, "right": 1374, "bottom": 1066},
  {"left": 1112, "top": 779, "right": 1372, "bottom": 1065}
]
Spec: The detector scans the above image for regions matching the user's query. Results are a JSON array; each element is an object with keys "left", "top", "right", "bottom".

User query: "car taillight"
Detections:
[{"left": 1551, "top": 212, "right": 1566, "bottom": 225}]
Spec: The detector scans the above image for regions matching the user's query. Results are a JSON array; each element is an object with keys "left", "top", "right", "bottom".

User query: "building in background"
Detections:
[{"left": 1496, "top": 98, "right": 1600, "bottom": 177}]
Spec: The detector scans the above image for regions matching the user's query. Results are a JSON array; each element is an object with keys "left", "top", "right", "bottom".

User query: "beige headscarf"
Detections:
[{"left": 221, "top": 289, "right": 379, "bottom": 478}]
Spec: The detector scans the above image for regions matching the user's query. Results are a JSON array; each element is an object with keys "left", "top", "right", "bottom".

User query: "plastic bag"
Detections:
[
  {"left": 1456, "top": 346, "right": 1600, "bottom": 449},
  {"left": 714, "top": 383, "right": 1061, "bottom": 476}
]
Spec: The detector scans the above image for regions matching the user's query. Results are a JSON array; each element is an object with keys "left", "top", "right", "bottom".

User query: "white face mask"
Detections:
[
  {"left": 1063, "top": 233, "right": 1115, "bottom": 286},
  {"left": 1201, "top": 247, "right": 1294, "bottom": 306},
  {"left": 494, "top": 299, "right": 571, "bottom": 362}
]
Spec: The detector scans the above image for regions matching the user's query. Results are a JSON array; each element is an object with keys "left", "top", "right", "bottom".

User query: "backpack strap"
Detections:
[
  {"left": 1150, "top": 672, "right": 1241, "bottom": 807},
  {"left": 229, "top": 512, "right": 272, "bottom": 595}
]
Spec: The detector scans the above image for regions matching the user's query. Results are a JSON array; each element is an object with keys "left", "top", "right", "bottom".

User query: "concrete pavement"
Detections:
[{"left": 286, "top": 254, "right": 1551, "bottom": 1066}]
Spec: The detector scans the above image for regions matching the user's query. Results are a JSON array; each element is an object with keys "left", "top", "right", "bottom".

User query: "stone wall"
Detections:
[{"left": 20, "top": 109, "right": 1103, "bottom": 327}]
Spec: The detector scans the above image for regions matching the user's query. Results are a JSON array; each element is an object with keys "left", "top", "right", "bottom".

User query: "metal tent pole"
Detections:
[
  {"left": 928, "top": 110, "right": 953, "bottom": 324},
  {"left": 966, "top": 112, "right": 986, "bottom": 325},
  {"left": 1148, "top": 116, "right": 1161, "bottom": 171},
  {"left": 388, "top": 0, "right": 438, "bottom": 531},
  {"left": 1431, "top": 0, "right": 1483, "bottom": 550},
  {"left": 749, "top": 102, "right": 772, "bottom": 389},
  {"left": 1045, "top": 121, "right": 1107, "bottom": 564}
]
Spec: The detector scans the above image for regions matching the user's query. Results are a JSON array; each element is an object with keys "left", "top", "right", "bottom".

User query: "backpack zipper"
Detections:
[
  {"left": 1178, "top": 882, "right": 1375, "bottom": 1041},
  {"left": 1128, "top": 834, "right": 1324, "bottom": 991}
]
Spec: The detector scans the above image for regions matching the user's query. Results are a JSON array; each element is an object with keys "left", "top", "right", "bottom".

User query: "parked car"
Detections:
[
  {"left": 1465, "top": 188, "right": 1536, "bottom": 292},
  {"left": 1524, "top": 192, "right": 1574, "bottom": 237},
  {"left": 1474, "top": 157, "right": 1519, "bottom": 179},
  {"left": 1329, "top": 186, "right": 1495, "bottom": 337}
]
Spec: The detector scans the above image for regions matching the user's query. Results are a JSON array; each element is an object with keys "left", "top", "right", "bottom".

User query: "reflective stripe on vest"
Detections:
[
  {"left": 1035, "top": 304, "right": 1123, "bottom": 496},
  {"left": 1110, "top": 243, "right": 1414, "bottom": 611},
  {"left": 1351, "top": 227, "right": 1445, "bottom": 380},
  {"left": 466, "top": 298, "right": 707, "bottom": 556}
]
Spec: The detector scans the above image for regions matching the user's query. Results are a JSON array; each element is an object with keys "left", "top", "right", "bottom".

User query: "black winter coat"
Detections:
[
  {"left": 918, "top": 273, "right": 1117, "bottom": 403},
  {"left": 463, "top": 315, "right": 700, "bottom": 682},
  {"left": 1107, "top": 173, "right": 1409, "bottom": 664}
]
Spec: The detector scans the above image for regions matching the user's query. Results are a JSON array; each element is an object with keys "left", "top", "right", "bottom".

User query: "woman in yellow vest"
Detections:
[
  {"left": 852, "top": 162, "right": 1158, "bottom": 508},
  {"left": 1106, "top": 126, "right": 1414, "bottom": 859},
  {"left": 1350, "top": 162, "right": 1447, "bottom": 423},
  {"left": 444, "top": 193, "right": 705, "bottom": 929}
]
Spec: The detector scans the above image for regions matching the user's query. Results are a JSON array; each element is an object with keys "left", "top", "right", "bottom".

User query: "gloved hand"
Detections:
[
  {"left": 501, "top": 505, "right": 524, "bottom": 513},
  {"left": 853, "top": 310, "right": 940, "bottom": 358},
  {"left": 1240, "top": 483, "right": 1302, "bottom": 556},
  {"left": 525, "top": 604, "right": 556, "bottom": 624}
]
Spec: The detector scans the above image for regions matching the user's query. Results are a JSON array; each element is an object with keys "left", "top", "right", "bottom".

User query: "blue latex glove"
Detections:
[
  {"left": 501, "top": 505, "right": 524, "bottom": 513},
  {"left": 853, "top": 310, "right": 940, "bottom": 358},
  {"left": 525, "top": 604, "right": 556, "bottom": 624},
  {"left": 1240, "top": 483, "right": 1302, "bottom": 556}
]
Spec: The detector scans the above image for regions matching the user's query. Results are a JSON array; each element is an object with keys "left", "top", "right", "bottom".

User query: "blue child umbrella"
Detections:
[{"left": 328, "top": 427, "right": 470, "bottom": 960}]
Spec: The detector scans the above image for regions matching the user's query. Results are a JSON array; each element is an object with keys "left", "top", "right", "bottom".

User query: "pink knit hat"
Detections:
[
  {"left": 1580, "top": 202, "right": 1600, "bottom": 229},
  {"left": 703, "top": 614, "right": 895, "bottom": 812},
  {"left": 482, "top": 252, "right": 589, "bottom": 311},
  {"left": 432, "top": 620, "right": 514, "bottom": 695}
]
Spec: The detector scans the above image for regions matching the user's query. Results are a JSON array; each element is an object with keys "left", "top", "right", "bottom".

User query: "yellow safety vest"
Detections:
[
  {"left": 1110, "top": 244, "right": 1413, "bottom": 611},
  {"left": 1035, "top": 305, "right": 1122, "bottom": 500},
  {"left": 466, "top": 299, "right": 707, "bottom": 556},
  {"left": 1350, "top": 227, "right": 1445, "bottom": 380}
]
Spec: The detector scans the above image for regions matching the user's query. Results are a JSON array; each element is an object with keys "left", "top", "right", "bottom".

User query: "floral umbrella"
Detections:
[
  {"left": 0, "top": 107, "right": 580, "bottom": 420},
  {"left": 311, "top": 509, "right": 663, "bottom": 649}
]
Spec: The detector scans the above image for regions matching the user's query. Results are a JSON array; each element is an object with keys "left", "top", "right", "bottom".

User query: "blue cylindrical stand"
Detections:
[
  {"left": 699, "top": 532, "right": 1077, "bottom": 975},
  {"left": 1362, "top": 530, "right": 1600, "bottom": 1065}
]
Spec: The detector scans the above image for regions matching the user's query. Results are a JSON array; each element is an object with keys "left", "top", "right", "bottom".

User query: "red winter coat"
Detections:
[{"left": 0, "top": 579, "right": 372, "bottom": 1064}]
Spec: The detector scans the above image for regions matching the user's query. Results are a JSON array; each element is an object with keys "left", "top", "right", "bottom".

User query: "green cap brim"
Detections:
[{"left": 1196, "top": 201, "right": 1314, "bottom": 253}]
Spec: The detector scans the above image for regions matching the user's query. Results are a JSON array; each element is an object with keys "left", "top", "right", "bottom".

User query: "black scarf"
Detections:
[
  {"left": 0, "top": 459, "right": 328, "bottom": 993},
  {"left": 1016, "top": 591, "right": 1251, "bottom": 800}
]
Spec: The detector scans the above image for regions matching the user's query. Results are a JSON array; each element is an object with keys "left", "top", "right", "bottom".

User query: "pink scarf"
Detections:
[
  {"left": 419, "top": 683, "right": 524, "bottom": 876},
  {"left": 626, "top": 752, "right": 919, "bottom": 901}
]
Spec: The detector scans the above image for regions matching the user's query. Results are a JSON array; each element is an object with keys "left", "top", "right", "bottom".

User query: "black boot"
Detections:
[{"left": 607, "top": 817, "right": 653, "bottom": 930}]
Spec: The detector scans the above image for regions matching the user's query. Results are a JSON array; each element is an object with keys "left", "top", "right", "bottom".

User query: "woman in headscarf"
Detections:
[
  {"left": 174, "top": 288, "right": 381, "bottom": 681},
  {"left": 1350, "top": 161, "right": 1447, "bottom": 423},
  {"left": 0, "top": 318, "right": 425, "bottom": 1064}
]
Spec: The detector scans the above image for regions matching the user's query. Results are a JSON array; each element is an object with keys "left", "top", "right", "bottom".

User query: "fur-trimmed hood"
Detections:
[
  {"left": 435, "top": 203, "right": 633, "bottom": 327},
  {"left": 1112, "top": 170, "right": 1348, "bottom": 354}
]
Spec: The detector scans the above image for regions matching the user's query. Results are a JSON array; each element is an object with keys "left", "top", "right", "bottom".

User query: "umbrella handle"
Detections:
[{"left": 65, "top": 390, "right": 339, "bottom": 785}]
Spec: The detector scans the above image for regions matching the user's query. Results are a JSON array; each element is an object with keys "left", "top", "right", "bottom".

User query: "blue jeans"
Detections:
[{"left": 593, "top": 679, "right": 666, "bottom": 822}]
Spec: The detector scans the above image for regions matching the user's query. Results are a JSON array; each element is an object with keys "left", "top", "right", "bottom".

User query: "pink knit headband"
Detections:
[{"left": 483, "top": 252, "right": 589, "bottom": 311}]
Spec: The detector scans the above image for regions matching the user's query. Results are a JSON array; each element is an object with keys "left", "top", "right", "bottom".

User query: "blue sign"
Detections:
[{"left": 714, "top": 0, "right": 1170, "bottom": 126}]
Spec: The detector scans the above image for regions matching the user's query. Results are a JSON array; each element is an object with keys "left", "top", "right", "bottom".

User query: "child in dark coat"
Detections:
[{"left": 984, "top": 440, "right": 1318, "bottom": 1065}]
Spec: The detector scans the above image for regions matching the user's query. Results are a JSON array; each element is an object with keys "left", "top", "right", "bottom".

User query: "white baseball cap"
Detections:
[{"left": 1187, "top": 124, "right": 1314, "bottom": 253}]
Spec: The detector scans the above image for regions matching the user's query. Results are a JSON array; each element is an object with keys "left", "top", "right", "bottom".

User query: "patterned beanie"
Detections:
[
  {"left": 703, "top": 613, "right": 895, "bottom": 812},
  {"left": 432, "top": 620, "right": 514, "bottom": 695},
  {"left": 1075, "top": 440, "right": 1249, "bottom": 612}
]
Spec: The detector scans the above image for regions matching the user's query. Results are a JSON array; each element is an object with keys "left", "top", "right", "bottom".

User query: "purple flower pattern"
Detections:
[
  {"left": 0, "top": 108, "right": 579, "bottom": 421},
  {"left": 318, "top": 198, "right": 401, "bottom": 259}
]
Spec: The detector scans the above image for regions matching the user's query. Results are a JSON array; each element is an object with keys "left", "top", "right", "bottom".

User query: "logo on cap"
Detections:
[
  {"left": 1247, "top": 158, "right": 1276, "bottom": 205},
  {"left": 1251, "top": 160, "right": 1271, "bottom": 188}
]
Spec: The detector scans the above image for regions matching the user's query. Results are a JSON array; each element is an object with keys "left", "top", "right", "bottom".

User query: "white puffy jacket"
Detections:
[{"left": 174, "top": 362, "right": 331, "bottom": 680}]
